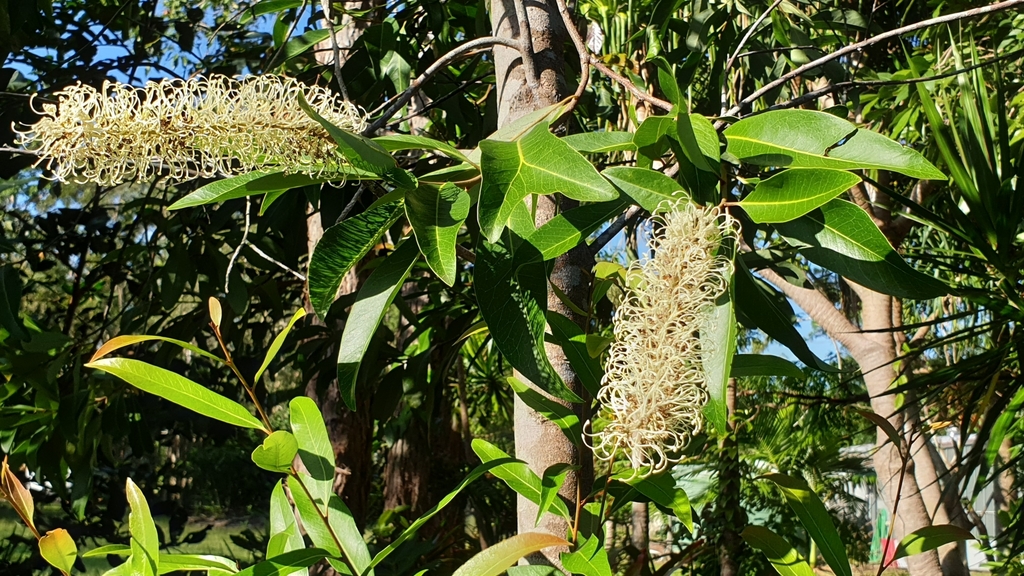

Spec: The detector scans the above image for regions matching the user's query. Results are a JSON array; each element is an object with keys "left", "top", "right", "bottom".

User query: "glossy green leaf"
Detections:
[
  {"left": 90, "top": 335, "right": 224, "bottom": 365},
  {"left": 255, "top": 308, "right": 307, "bottom": 384},
  {"left": 603, "top": 166, "right": 689, "bottom": 213},
  {"left": 627, "top": 473, "right": 693, "bottom": 533},
  {"left": 87, "top": 358, "right": 265, "bottom": 430},
  {"left": 562, "top": 131, "right": 636, "bottom": 154},
  {"left": 0, "top": 265, "right": 25, "bottom": 341},
  {"left": 307, "top": 201, "right": 404, "bottom": 319},
  {"left": 39, "top": 528, "right": 77, "bottom": 575},
  {"left": 367, "top": 458, "right": 519, "bottom": 571},
  {"left": 83, "top": 544, "right": 131, "bottom": 558},
  {"left": 731, "top": 354, "right": 805, "bottom": 378},
  {"left": 536, "top": 463, "right": 574, "bottom": 527},
  {"left": 894, "top": 525, "right": 975, "bottom": 560},
  {"left": 251, "top": 431, "right": 299, "bottom": 473},
  {"left": 452, "top": 533, "right": 570, "bottom": 576},
  {"left": 405, "top": 183, "right": 470, "bottom": 285},
  {"left": 774, "top": 199, "right": 948, "bottom": 299},
  {"left": 676, "top": 113, "right": 715, "bottom": 172},
  {"left": 287, "top": 474, "right": 342, "bottom": 558},
  {"left": 546, "top": 311, "right": 603, "bottom": 397},
  {"left": 508, "top": 567, "right": 561, "bottom": 576},
  {"left": 633, "top": 116, "right": 675, "bottom": 169},
  {"left": 525, "top": 200, "right": 628, "bottom": 260},
  {"left": 762, "top": 473, "right": 851, "bottom": 576},
  {"left": 701, "top": 270, "right": 735, "bottom": 436},
  {"left": 268, "top": 482, "right": 305, "bottom": 574},
  {"left": 298, "top": 93, "right": 415, "bottom": 189},
  {"left": 127, "top": 478, "right": 159, "bottom": 576},
  {"left": 235, "top": 549, "right": 330, "bottom": 576},
  {"left": 475, "top": 237, "right": 580, "bottom": 403},
  {"left": 741, "top": 526, "right": 816, "bottom": 576},
  {"left": 507, "top": 376, "right": 582, "bottom": 447},
  {"left": 337, "top": 239, "right": 419, "bottom": 408},
  {"left": 240, "top": 0, "right": 304, "bottom": 24},
  {"left": 373, "top": 134, "right": 471, "bottom": 164},
  {"left": 724, "top": 110, "right": 946, "bottom": 179},
  {"left": 478, "top": 122, "right": 618, "bottom": 242},
  {"left": 740, "top": 168, "right": 861, "bottom": 223},
  {"left": 471, "top": 439, "right": 572, "bottom": 521},
  {"left": 169, "top": 171, "right": 349, "bottom": 211},
  {"left": 289, "top": 397, "right": 335, "bottom": 511},
  {"left": 327, "top": 495, "right": 373, "bottom": 576},
  {"left": 158, "top": 554, "right": 240, "bottom": 574},
  {"left": 733, "top": 260, "right": 835, "bottom": 372},
  {"left": 561, "top": 534, "right": 612, "bottom": 576},
  {"left": 855, "top": 410, "right": 904, "bottom": 456}
]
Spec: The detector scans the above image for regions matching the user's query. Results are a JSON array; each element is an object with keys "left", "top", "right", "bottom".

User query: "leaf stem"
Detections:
[{"left": 210, "top": 323, "right": 274, "bottom": 433}]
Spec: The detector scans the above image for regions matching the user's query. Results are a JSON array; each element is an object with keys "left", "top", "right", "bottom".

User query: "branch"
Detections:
[
  {"left": 591, "top": 205, "right": 640, "bottom": 256},
  {"left": 725, "top": 0, "right": 1024, "bottom": 116},
  {"left": 756, "top": 265, "right": 867, "bottom": 354},
  {"left": 363, "top": 36, "right": 522, "bottom": 135},
  {"left": 554, "top": 0, "right": 591, "bottom": 116},
  {"left": 589, "top": 55, "right": 673, "bottom": 112},
  {"left": 512, "top": 0, "right": 541, "bottom": 97},
  {"left": 725, "top": 0, "right": 784, "bottom": 73}
]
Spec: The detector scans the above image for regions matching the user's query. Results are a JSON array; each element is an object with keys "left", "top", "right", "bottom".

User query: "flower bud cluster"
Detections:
[
  {"left": 590, "top": 202, "right": 736, "bottom": 476},
  {"left": 15, "top": 75, "right": 365, "bottom": 186}
]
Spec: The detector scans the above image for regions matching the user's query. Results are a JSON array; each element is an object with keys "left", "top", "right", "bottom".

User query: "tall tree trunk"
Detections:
[
  {"left": 489, "top": 0, "right": 593, "bottom": 565},
  {"left": 717, "top": 378, "right": 742, "bottom": 576}
]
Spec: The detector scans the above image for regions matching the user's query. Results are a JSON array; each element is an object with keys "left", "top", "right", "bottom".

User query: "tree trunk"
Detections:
[
  {"left": 717, "top": 378, "right": 742, "bottom": 576},
  {"left": 489, "top": 0, "right": 593, "bottom": 564}
]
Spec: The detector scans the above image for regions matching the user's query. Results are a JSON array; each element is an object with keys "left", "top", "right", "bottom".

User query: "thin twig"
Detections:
[
  {"left": 263, "top": 0, "right": 308, "bottom": 71},
  {"left": 589, "top": 55, "right": 673, "bottom": 112},
  {"left": 225, "top": 197, "right": 251, "bottom": 293},
  {"left": 734, "top": 45, "right": 818, "bottom": 59},
  {"left": 591, "top": 205, "right": 641, "bottom": 256},
  {"left": 246, "top": 241, "right": 306, "bottom": 281},
  {"left": 363, "top": 36, "right": 522, "bottom": 135},
  {"left": 325, "top": 3, "right": 350, "bottom": 100},
  {"left": 338, "top": 184, "right": 366, "bottom": 221},
  {"left": 512, "top": 0, "right": 541, "bottom": 97},
  {"left": 0, "top": 147, "right": 41, "bottom": 156},
  {"left": 725, "top": 0, "right": 1024, "bottom": 116},
  {"left": 767, "top": 47, "right": 1024, "bottom": 111},
  {"left": 725, "top": 0, "right": 784, "bottom": 73},
  {"left": 456, "top": 244, "right": 477, "bottom": 263},
  {"left": 554, "top": 0, "right": 591, "bottom": 116}
]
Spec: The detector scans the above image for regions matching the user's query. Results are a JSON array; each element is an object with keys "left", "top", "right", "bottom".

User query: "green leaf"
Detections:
[
  {"left": 475, "top": 237, "right": 580, "bottom": 403},
  {"left": 633, "top": 116, "right": 674, "bottom": 169},
  {"left": 762, "top": 474, "right": 851, "bottom": 576},
  {"left": 405, "top": 183, "right": 470, "bottom": 285},
  {"left": 337, "top": 239, "right": 419, "bottom": 408},
  {"left": 536, "top": 464, "right": 574, "bottom": 527},
  {"left": 471, "top": 439, "right": 572, "bottom": 521},
  {"left": 307, "top": 201, "right": 404, "bottom": 319},
  {"left": 240, "top": 0, "right": 304, "bottom": 24},
  {"left": 90, "top": 335, "right": 225, "bottom": 365},
  {"left": 252, "top": 431, "right": 299, "bottom": 473},
  {"left": 508, "top": 567, "right": 560, "bottom": 576},
  {"left": 627, "top": 473, "right": 693, "bottom": 533},
  {"left": 0, "top": 265, "right": 25, "bottom": 341},
  {"left": 87, "top": 358, "right": 266, "bottom": 430},
  {"left": 298, "top": 93, "right": 416, "bottom": 189},
  {"left": 676, "top": 113, "right": 715, "bottom": 172},
  {"left": 478, "top": 122, "right": 619, "bottom": 242},
  {"left": 169, "top": 171, "right": 355, "bottom": 211},
  {"left": 367, "top": 458, "right": 520, "bottom": 571},
  {"left": 525, "top": 200, "right": 628, "bottom": 260},
  {"left": 39, "top": 528, "right": 77, "bottom": 575},
  {"left": 603, "top": 166, "right": 689, "bottom": 213},
  {"left": 127, "top": 478, "right": 159, "bottom": 576},
  {"left": 83, "top": 544, "right": 131, "bottom": 558},
  {"left": 740, "top": 168, "right": 861, "bottom": 223},
  {"left": 158, "top": 554, "right": 240, "bottom": 574},
  {"left": 894, "top": 525, "right": 975, "bottom": 560},
  {"left": 701, "top": 269, "right": 735, "bottom": 436},
  {"left": 562, "top": 131, "right": 637, "bottom": 154},
  {"left": 268, "top": 482, "right": 305, "bottom": 573},
  {"left": 327, "top": 495, "right": 374, "bottom": 576},
  {"left": 235, "top": 549, "right": 330, "bottom": 576},
  {"left": 373, "top": 134, "right": 472, "bottom": 164},
  {"left": 855, "top": 409, "right": 904, "bottom": 455},
  {"left": 741, "top": 526, "right": 816, "bottom": 576},
  {"left": 724, "top": 110, "right": 945, "bottom": 180},
  {"left": 546, "top": 311, "right": 603, "bottom": 397},
  {"left": 255, "top": 309, "right": 307, "bottom": 384},
  {"left": 731, "top": 354, "right": 805, "bottom": 378},
  {"left": 289, "top": 397, "right": 335, "bottom": 511},
  {"left": 733, "top": 260, "right": 835, "bottom": 372},
  {"left": 561, "top": 534, "right": 612, "bottom": 576},
  {"left": 774, "top": 199, "right": 948, "bottom": 299},
  {"left": 507, "top": 376, "right": 582, "bottom": 447},
  {"left": 287, "top": 474, "right": 341, "bottom": 557},
  {"left": 452, "top": 533, "right": 570, "bottom": 576}
]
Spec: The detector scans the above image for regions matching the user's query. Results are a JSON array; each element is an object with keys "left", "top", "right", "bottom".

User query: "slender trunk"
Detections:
[
  {"left": 489, "top": 0, "right": 592, "bottom": 562},
  {"left": 717, "top": 378, "right": 742, "bottom": 576},
  {"left": 631, "top": 501, "right": 649, "bottom": 562}
]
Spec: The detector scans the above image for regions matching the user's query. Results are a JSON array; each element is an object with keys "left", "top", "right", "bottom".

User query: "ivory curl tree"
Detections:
[{"left": 4, "top": 0, "right": 1024, "bottom": 574}]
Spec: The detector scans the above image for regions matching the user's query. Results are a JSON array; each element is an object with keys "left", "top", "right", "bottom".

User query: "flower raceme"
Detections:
[
  {"left": 14, "top": 75, "right": 365, "bottom": 186},
  {"left": 590, "top": 202, "right": 737, "bottom": 477}
]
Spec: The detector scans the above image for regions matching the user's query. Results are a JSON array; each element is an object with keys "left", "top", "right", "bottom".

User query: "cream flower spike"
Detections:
[
  {"left": 14, "top": 75, "right": 365, "bottom": 186},
  {"left": 589, "top": 201, "right": 737, "bottom": 478}
]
